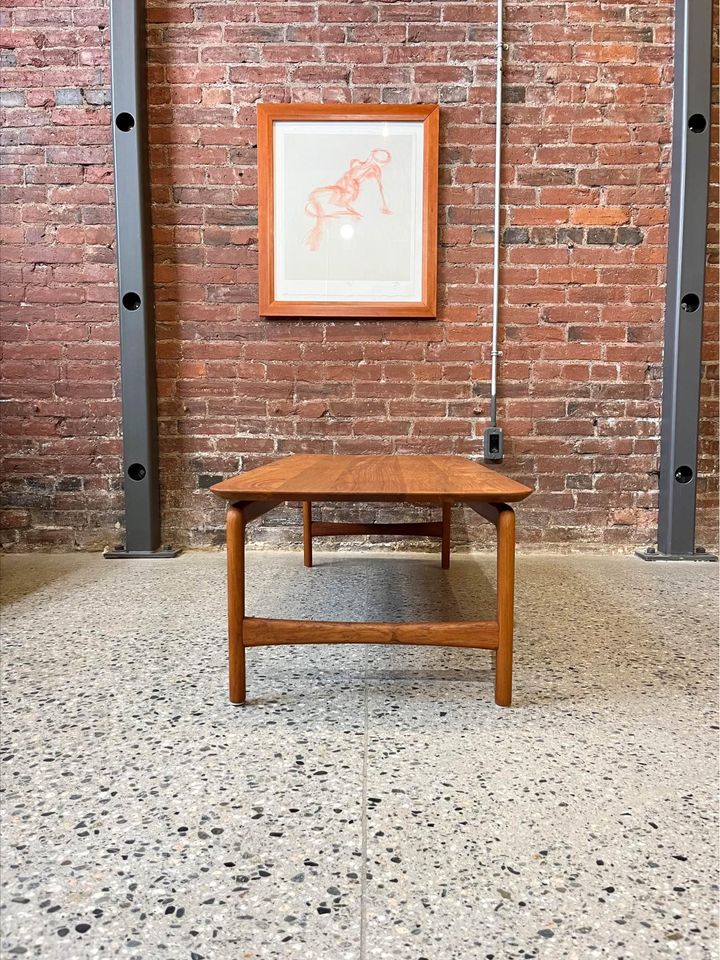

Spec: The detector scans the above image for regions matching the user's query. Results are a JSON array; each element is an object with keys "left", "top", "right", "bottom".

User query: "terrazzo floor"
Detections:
[{"left": 0, "top": 550, "right": 718, "bottom": 960}]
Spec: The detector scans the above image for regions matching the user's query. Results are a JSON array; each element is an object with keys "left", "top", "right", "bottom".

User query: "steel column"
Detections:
[
  {"left": 105, "top": 0, "right": 177, "bottom": 558},
  {"left": 638, "top": 0, "right": 716, "bottom": 562}
]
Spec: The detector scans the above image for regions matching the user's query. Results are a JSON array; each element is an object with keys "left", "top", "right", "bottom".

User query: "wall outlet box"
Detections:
[{"left": 483, "top": 426, "right": 504, "bottom": 463}]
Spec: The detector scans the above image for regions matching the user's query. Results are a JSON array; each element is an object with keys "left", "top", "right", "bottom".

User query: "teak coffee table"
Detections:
[{"left": 211, "top": 454, "right": 532, "bottom": 706}]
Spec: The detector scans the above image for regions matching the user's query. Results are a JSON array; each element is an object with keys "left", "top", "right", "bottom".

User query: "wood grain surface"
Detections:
[
  {"left": 211, "top": 454, "right": 532, "bottom": 504},
  {"left": 242, "top": 617, "right": 499, "bottom": 649}
]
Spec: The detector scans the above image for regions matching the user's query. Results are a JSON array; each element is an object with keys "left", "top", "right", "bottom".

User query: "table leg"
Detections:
[
  {"left": 303, "top": 501, "right": 313, "bottom": 567},
  {"left": 441, "top": 502, "right": 451, "bottom": 569},
  {"left": 494, "top": 504, "right": 515, "bottom": 706},
  {"left": 227, "top": 504, "right": 246, "bottom": 704}
]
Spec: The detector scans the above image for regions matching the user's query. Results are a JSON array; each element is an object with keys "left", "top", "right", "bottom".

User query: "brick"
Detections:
[
  {"left": 587, "top": 227, "right": 617, "bottom": 245},
  {"left": 518, "top": 168, "right": 575, "bottom": 187},
  {"left": 55, "top": 88, "right": 83, "bottom": 106},
  {"left": 616, "top": 226, "right": 644, "bottom": 246},
  {"left": 0, "top": 91, "right": 26, "bottom": 107},
  {"left": 571, "top": 207, "right": 630, "bottom": 226}
]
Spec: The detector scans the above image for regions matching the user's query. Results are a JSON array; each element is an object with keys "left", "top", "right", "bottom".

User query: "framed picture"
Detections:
[{"left": 257, "top": 103, "right": 439, "bottom": 318}]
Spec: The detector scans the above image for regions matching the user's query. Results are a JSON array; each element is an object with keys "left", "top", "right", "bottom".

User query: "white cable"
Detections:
[{"left": 490, "top": 0, "right": 503, "bottom": 426}]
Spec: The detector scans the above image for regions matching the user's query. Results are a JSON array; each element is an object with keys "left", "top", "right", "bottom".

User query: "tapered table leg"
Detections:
[
  {"left": 494, "top": 504, "right": 515, "bottom": 706},
  {"left": 303, "top": 501, "right": 313, "bottom": 568},
  {"left": 227, "top": 504, "right": 246, "bottom": 704},
  {"left": 441, "top": 502, "right": 451, "bottom": 569}
]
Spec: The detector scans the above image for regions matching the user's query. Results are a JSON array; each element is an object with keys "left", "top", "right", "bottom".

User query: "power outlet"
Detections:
[{"left": 483, "top": 426, "right": 504, "bottom": 463}]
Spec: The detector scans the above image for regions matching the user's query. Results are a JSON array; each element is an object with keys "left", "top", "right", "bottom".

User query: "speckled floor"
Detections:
[{"left": 0, "top": 551, "right": 718, "bottom": 960}]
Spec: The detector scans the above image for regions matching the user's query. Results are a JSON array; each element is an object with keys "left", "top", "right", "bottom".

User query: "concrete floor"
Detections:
[{"left": 0, "top": 550, "right": 718, "bottom": 960}]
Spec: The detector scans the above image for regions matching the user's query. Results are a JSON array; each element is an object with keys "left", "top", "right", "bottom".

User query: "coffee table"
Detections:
[{"left": 211, "top": 454, "right": 532, "bottom": 706}]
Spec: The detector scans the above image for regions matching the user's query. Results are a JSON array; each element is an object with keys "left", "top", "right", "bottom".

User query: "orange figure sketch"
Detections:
[{"left": 304, "top": 148, "right": 392, "bottom": 251}]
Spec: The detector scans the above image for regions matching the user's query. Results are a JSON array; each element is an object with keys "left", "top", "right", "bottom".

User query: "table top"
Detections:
[{"left": 210, "top": 454, "right": 532, "bottom": 504}]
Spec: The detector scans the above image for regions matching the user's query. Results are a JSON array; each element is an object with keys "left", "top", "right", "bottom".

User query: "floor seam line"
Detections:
[{"left": 359, "top": 640, "right": 369, "bottom": 960}]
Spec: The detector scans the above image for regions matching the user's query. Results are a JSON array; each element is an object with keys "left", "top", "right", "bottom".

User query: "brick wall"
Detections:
[{"left": 1, "top": 0, "right": 718, "bottom": 552}]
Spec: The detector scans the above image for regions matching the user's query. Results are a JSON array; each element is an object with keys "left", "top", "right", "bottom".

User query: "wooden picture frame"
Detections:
[{"left": 257, "top": 103, "right": 439, "bottom": 318}]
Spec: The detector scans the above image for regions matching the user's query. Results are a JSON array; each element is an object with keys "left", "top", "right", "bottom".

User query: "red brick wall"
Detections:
[{"left": 1, "top": 0, "right": 718, "bottom": 551}]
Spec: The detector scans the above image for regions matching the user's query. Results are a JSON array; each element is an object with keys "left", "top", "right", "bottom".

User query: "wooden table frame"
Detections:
[
  {"left": 302, "top": 501, "right": 453, "bottom": 570},
  {"left": 225, "top": 498, "right": 516, "bottom": 707}
]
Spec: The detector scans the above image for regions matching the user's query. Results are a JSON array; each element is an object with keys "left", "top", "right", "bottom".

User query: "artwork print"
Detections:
[
  {"left": 304, "top": 146, "right": 392, "bottom": 252},
  {"left": 258, "top": 105, "right": 439, "bottom": 318}
]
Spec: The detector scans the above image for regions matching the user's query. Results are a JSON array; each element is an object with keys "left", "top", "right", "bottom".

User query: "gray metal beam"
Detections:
[
  {"left": 638, "top": 0, "right": 716, "bottom": 562},
  {"left": 105, "top": 0, "right": 177, "bottom": 559}
]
